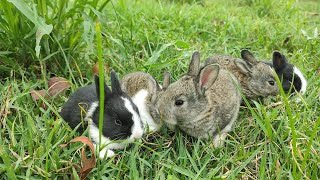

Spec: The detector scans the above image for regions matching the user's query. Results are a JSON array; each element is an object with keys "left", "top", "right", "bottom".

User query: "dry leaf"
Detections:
[
  {"left": 30, "top": 89, "right": 47, "bottom": 101},
  {"left": 30, "top": 89, "right": 48, "bottom": 109},
  {"left": 92, "top": 62, "right": 100, "bottom": 75},
  {"left": 266, "top": 101, "right": 283, "bottom": 109},
  {"left": 92, "top": 62, "right": 110, "bottom": 75},
  {"left": 276, "top": 160, "right": 280, "bottom": 177},
  {"left": 1, "top": 86, "right": 12, "bottom": 128},
  {"left": 48, "top": 77, "right": 71, "bottom": 97},
  {"left": 60, "top": 136, "right": 96, "bottom": 180}
]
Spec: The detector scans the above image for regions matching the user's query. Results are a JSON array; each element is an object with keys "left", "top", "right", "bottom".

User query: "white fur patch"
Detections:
[
  {"left": 293, "top": 67, "right": 307, "bottom": 95},
  {"left": 93, "top": 143, "right": 115, "bottom": 159},
  {"left": 212, "top": 133, "right": 228, "bottom": 148},
  {"left": 121, "top": 97, "right": 144, "bottom": 140},
  {"left": 86, "top": 101, "right": 99, "bottom": 119},
  {"left": 132, "top": 89, "right": 160, "bottom": 133},
  {"left": 89, "top": 118, "right": 134, "bottom": 159},
  {"left": 85, "top": 100, "right": 140, "bottom": 159},
  {"left": 88, "top": 120, "right": 128, "bottom": 148}
]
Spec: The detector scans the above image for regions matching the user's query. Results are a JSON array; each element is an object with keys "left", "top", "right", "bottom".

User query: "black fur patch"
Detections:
[
  {"left": 92, "top": 94, "right": 134, "bottom": 140},
  {"left": 278, "top": 64, "right": 302, "bottom": 94},
  {"left": 60, "top": 73, "right": 140, "bottom": 141},
  {"left": 263, "top": 51, "right": 303, "bottom": 94}
]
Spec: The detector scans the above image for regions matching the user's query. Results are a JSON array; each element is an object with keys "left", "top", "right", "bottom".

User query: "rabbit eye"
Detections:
[
  {"left": 268, "top": 80, "right": 275, "bottom": 86},
  {"left": 115, "top": 119, "right": 122, "bottom": 126},
  {"left": 175, "top": 100, "right": 184, "bottom": 106}
]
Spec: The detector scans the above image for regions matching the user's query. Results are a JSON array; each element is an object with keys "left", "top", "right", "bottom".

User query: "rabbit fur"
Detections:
[
  {"left": 156, "top": 51, "right": 241, "bottom": 147},
  {"left": 204, "top": 50, "right": 279, "bottom": 102},
  {"left": 121, "top": 71, "right": 170, "bottom": 132},
  {"left": 60, "top": 71, "right": 143, "bottom": 159},
  {"left": 263, "top": 51, "right": 307, "bottom": 95}
]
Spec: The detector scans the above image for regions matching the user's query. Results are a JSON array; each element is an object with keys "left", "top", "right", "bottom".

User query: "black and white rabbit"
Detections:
[
  {"left": 60, "top": 71, "right": 143, "bottom": 159},
  {"left": 263, "top": 51, "right": 307, "bottom": 95}
]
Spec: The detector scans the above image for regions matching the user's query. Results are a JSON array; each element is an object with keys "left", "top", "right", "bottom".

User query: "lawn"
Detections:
[{"left": 0, "top": 0, "right": 319, "bottom": 179}]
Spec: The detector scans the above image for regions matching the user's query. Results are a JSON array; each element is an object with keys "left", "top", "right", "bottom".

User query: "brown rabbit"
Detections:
[
  {"left": 121, "top": 72, "right": 170, "bottom": 133},
  {"left": 156, "top": 52, "right": 241, "bottom": 147},
  {"left": 204, "top": 50, "right": 279, "bottom": 102}
]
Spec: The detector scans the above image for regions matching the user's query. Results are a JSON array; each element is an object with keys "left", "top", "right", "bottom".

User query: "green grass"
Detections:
[{"left": 1, "top": 0, "right": 319, "bottom": 179}]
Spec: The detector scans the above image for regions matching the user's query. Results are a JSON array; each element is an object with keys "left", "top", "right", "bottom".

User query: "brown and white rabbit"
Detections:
[
  {"left": 204, "top": 50, "right": 279, "bottom": 102},
  {"left": 60, "top": 71, "right": 143, "bottom": 159},
  {"left": 156, "top": 51, "right": 241, "bottom": 147},
  {"left": 121, "top": 71, "right": 170, "bottom": 133}
]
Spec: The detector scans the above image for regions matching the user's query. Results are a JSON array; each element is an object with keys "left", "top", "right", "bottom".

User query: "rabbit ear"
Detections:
[
  {"left": 235, "top": 59, "right": 253, "bottom": 74},
  {"left": 272, "top": 51, "right": 288, "bottom": 71},
  {"left": 162, "top": 71, "right": 171, "bottom": 89},
  {"left": 110, "top": 70, "right": 123, "bottom": 94},
  {"left": 146, "top": 75, "right": 160, "bottom": 105},
  {"left": 198, "top": 64, "right": 220, "bottom": 93},
  {"left": 241, "top": 49, "right": 258, "bottom": 65},
  {"left": 188, "top": 51, "right": 200, "bottom": 76},
  {"left": 94, "top": 75, "right": 111, "bottom": 99}
]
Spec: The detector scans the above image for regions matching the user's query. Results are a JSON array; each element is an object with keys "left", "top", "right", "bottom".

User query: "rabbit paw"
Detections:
[
  {"left": 212, "top": 133, "right": 228, "bottom": 148},
  {"left": 94, "top": 144, "right": 115, "bottom": 159},
  {"left": 98, "top": 148, "right": 115, "bottom": 159}
]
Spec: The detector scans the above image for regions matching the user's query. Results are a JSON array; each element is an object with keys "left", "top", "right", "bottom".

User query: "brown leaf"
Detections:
[
  {"left": 60, "top": 136, "right": 96, "bottom": 180},
  {"left": 40, "top": 103, "right": 47, "bottom": 109},
  {"left": 48, "top": 77, "right": 71, "bottom": 97},
  {"left": 92, "top": 62, "right": 100, "bottom": 75},
  {"left": 30, "top": 89, "right": 48, "bottom": 101},
  {"left": 30, "top": 90, "right": 49, "bottom": 109},
  {"left": 92, "top": 62, "right": 110, "bottom": 76}
]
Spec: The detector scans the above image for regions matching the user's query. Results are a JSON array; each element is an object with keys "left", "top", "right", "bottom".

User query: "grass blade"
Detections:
[
  {"left": 7, "top": 0, "right": 53, "bottom": 57},
  {"left": 95, "top": 20, "right": 104, "bottom": 180},
  {"left": 159, "top": 162, "right": 196, "bottom": 178}
]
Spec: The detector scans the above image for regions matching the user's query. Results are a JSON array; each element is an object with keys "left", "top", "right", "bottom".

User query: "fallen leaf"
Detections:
[
  {"left": 60, "top": 136, "right": 96, "bottom": 180},
  {"left": 30, "top": 89, "right": 48, "bottom": 109},
  {"left": 48, "top": 77, "right": 71, "bottom": 97},
  {"left": 30, "top": 89, "right": 48, "bottom": 101},
  {"left": 92, "top": 62, "right": 110, "bottom": 75},
  {"left": 92, "top": 62, "right": 99, "bottom": 75}
]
